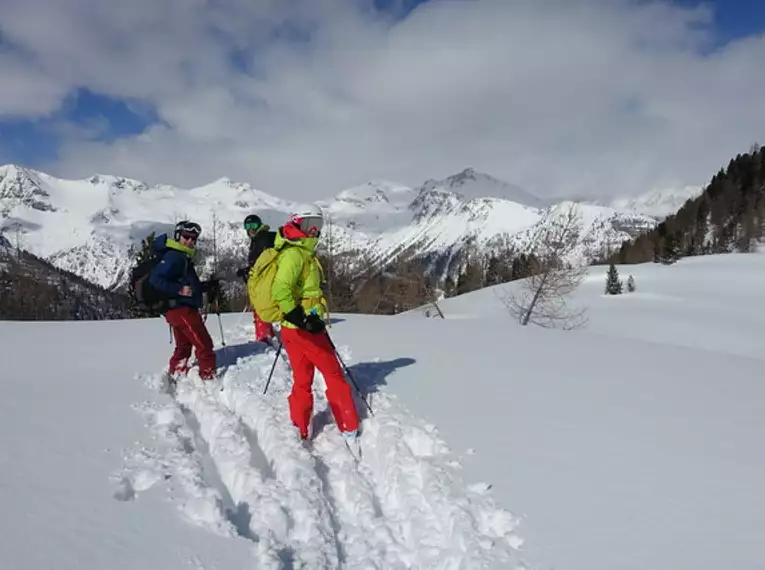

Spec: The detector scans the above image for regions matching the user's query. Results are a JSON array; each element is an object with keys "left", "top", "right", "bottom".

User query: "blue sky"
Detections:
[
  {"left": 1, "top": 89, "right": 159, "bottom": 164},
  {"left": 1, "top": 0, "right": 764, "bottom": 199},
  {"left": 673, "top": 0, "right": 765, "bottom": 43}
]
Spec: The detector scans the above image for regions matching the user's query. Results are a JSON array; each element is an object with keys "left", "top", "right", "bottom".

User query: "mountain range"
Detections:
[{"left": 0, "top": 164, "right": 702, "bottom": 290}]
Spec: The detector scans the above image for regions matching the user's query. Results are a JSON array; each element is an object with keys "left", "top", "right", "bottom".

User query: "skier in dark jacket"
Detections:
[
  {"left": 236, "top": 214, "right": 277, "bottom": 342},
  {"left": 150, "top": 220, "right": 220, "bottom": 380}
]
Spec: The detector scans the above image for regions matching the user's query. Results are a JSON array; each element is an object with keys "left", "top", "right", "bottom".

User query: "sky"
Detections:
[{"left": 0, "top": 0, "right": 764, "bottom": 202}]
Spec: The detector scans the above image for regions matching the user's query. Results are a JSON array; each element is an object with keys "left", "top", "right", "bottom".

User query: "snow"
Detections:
[{"left": 2, "top": 250, "right": 764, "bottom": 569}]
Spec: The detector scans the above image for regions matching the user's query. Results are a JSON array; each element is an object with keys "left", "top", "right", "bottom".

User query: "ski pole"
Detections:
[
  {"left": 234, "top": 302, "right": 249, "bottom": 329},
  {"left": 263, "top": 342, "right": 283, "bottom": 395},
  {"left": 325, "top": 333, "right": 374, "bottom": 416},
  {"left": 215, "top": 299, "right": 226, "bottom": 348}
]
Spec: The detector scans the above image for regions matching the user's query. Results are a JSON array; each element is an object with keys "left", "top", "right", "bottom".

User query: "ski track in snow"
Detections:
[{"left": 114, "top": 326, "right": 526, "bottom": 569}]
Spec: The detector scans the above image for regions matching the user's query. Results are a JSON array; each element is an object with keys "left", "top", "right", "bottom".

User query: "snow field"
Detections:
[
  {"left": 117, "top": 325, "right": 525, "bottom": 569},
  {"left": 4, "top": 252, "right": 764, "bottom": 570}
]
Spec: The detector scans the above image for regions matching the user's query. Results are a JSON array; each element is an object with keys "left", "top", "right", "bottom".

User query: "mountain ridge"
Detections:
[{"left": 0, "top": 163, "right": 679, "bottom": 290}]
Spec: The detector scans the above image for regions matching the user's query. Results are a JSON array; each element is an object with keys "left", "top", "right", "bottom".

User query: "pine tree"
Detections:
[
  {"left": 485, "top": 255, "right": 503, "bottom": 286},
  {"left": 627, "top": 275, "right": 636, "bottom": 292},
  {"left": 605, "top": 263, "right": 622, "bottom": 295},
  {"left": 456, "top": 258, "right": 483, "bottom": 295},
  {"left": 606, "top": 145, "right": 765, "bottom": 266},
  {"left": 443, "top": 275, "right": 456, "bottom": 297}
]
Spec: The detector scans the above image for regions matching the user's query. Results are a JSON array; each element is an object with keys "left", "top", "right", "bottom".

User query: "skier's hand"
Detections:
[
  {"left": 180, "top": 285, "right": 192, "bottom": 297},
  {"left": 283, "top": 306, "right": 306, "bottom": 328},
  {"left": 304, "top": 313, "right": 326, "bottom": 334},
  {"left": 205, "top": 279, "right": 220, "bottom": 302}
]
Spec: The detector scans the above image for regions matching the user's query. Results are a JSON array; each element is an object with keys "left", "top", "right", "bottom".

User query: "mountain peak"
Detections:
[
  {"left": 417, "top": 168, "right": 545, "bottom": 209},
  {"left": 0, "top": 163, "right": 44, "bottom": 184},
  {"left": 444, "top": 167, "right": 486, "bottom": 184},
  {"left": 0, "top": 164, "right": 56, "bottom": 213}
]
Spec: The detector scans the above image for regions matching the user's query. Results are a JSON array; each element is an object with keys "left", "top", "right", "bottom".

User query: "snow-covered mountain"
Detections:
[
  {"left": 561, "top": 185, "right": 704, "bottom": 220},
  {"left": 605, "top": 185, "right": 703, "bottom": 219},
  {"left": 0, "top": 164, "right": 673, "bottom": 289},
  {"left": 320, "top": 169, "right": 657, "bottom": 274}
]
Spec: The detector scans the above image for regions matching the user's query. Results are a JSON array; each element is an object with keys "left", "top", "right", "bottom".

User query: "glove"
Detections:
[
  {"left": 203, "top": 279, "right": 220, "bottom": 302},
  {"left": 304, "top": 313, "right": 326, "bottom": 334},
  {"left": 283, "top": 306, "right": 306, "bottom": 328}
]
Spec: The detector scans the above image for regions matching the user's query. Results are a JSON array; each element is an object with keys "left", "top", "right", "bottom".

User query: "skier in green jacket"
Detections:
[{"left": 272, "top": 205, "right": 360, "bottom": 443}]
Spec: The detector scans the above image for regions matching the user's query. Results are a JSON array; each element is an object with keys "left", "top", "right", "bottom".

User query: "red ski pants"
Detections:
[
  {"left": 253, "top": 311, "right": 274, "bottom": 342},
  {"left": 281, "top": 327, "right": 359, "bottom": 437},
  {"left": 165, "top": 306, "right": 216, "bottom": 380}
]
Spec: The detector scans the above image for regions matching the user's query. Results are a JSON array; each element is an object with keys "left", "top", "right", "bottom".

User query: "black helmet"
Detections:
[
  {"left": 174, "top": 220, "right": 202, "bottom": 241},
  {"left": 244, "top": 214, "right": 262, "bottom": 229}
]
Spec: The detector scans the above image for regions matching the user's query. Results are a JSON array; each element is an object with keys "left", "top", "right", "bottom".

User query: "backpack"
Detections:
[
  {"left": 246, "top": 248, "right": 283, "bottom": 322},
  {"left": 129, "top": 239, "right": 184, "bottom": 313},
  {"left": 247, "top": 246, "right": 320, "bottom": 323}
]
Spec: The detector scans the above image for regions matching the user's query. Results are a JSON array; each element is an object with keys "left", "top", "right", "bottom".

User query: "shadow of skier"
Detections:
[
  {"left": 213, "top": 341, "right": 272, "bottom": 371},
  {"left": 310, "top": 356, "right": 416, "bottom": 436}
]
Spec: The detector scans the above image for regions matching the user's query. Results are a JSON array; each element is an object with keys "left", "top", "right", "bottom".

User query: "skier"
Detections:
[
  {"left": 236, "top": 214, "right": 277, "bottom": 343},
  {"left": 270, "top": 205, "right": 360, "bottom": 443},
  {"left": 149, "top": 220, "right": 220, "bottom": 381}
]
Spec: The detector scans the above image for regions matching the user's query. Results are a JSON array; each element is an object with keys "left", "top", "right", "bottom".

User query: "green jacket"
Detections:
[{"left": 271, "top": 231, "right": 326, "bottom": 328}]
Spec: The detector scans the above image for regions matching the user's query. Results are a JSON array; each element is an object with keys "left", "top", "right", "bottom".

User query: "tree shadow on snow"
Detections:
[{"left": 310, "top": 355, "right": 416, "bottom": 437}]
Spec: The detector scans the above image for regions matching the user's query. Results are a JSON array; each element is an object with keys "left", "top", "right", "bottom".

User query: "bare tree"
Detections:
[{"left": 500, "top": 203, "right": 589, "bottom": 330}]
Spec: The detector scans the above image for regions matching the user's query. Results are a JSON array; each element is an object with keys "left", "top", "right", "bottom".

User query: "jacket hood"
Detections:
[{"left": 275, "top": 226, "right": 318, "bottom": 252}]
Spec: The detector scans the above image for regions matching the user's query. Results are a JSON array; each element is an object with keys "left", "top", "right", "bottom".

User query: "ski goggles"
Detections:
[
  {"left": 178, "top": 221, "right": 201, "bottom": 235},
  {"left": 177, "top": 221, "right": 202, "bottom": 241},
  {"left": 292, "top": 215, "right": 323, "bottom": 237},
  {"left": 244, "top": 221, "right": 262, "bottom": 231}
]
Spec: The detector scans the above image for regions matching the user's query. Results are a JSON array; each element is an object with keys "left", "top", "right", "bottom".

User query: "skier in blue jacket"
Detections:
[{"left": 149, "top": 220, "right": 219, "bottom": 380}]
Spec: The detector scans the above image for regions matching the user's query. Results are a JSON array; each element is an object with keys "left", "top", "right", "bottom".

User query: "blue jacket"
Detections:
[{"left": 148, "top": 234, "right": 204, "bottom": 309}]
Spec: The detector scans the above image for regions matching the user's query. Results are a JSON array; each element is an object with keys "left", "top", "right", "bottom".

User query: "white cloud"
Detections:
[{"left": 1, "top": 0, "right": 764, "bottom": 202}]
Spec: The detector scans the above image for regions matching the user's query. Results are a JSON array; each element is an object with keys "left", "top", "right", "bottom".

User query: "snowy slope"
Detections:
[
  {"left": 2, "top": 163, "right": 666, "bottom": 288},
  {"left": 2, "top": 251, "right": 764, "bottom": 570},
  {"left": 424, "top": 249, "right": 765, "bottom": 360},
  {"left": 396, "top": 252, "right": 765, "bottom": 569}
]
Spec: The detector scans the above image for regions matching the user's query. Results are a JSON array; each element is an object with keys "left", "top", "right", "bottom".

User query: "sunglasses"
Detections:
[{"left": 180, "top": 232, "right": 198, "bottom": 242}]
